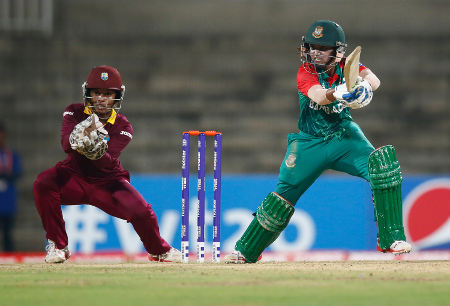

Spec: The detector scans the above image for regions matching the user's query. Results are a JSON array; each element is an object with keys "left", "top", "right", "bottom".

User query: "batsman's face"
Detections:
[
  {"left": 90, "top": 89, "right": 117, "bottom": 116},
  {"left": 309, "top": 44, "right": 334, "bottom": 66}
]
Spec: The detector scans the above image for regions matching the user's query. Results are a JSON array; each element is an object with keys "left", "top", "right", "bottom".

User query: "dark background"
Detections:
[{"left": 0, "top": 0, "right": 448, "bottom": 250}]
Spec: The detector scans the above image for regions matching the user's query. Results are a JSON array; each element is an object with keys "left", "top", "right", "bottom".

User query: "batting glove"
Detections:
[
  {"left": 333, "top": 83, "right": 364, "bottom": 104},
  {"left": 344, "top": 80, "right": 373, "bottom": 109}
]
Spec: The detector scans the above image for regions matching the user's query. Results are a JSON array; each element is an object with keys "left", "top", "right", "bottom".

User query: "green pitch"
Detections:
[{"left": 1, "top": 261, "right": 449, "bottom": 306}]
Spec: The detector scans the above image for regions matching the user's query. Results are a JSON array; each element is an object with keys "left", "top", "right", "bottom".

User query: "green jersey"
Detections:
[{"left": 296, "top": 62, "right": 357, "bottom": 137}]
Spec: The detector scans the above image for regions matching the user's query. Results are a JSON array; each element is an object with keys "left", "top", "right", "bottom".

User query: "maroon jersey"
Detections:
[{"left": 58, "top": 103, "right": 133, "bottom": 181}]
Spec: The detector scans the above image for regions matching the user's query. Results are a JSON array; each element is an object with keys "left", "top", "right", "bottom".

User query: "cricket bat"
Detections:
[{"left": 344, "top": 46, "right": 362, "bottom": 91}]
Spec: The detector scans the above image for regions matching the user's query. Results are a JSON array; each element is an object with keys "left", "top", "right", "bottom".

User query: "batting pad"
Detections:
[
  {"left": 235, "top": 192, "right": 294, "bottom": 263},
  {"left": 369, "top": 145, "right": 407, "bottom": 250}
]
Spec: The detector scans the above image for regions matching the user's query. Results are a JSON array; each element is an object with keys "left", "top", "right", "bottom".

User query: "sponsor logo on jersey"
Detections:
[
  {"left": 120, "top": 131, "right": 132, "bottom": 139},
  {"left": 101, "top": 72, "right": 109, "bottom": 81},
  {"left": 312, "top": 26, "right": 324, "bottom": 38},
  {"left": 63, "top": 111, "right": 74, "bottom": 117},
  {"left": 309, "top": 100, "right": 345, "bottom": 114},
  {"left": 403, "top": 178, "right": 450, "bottom": 250}
]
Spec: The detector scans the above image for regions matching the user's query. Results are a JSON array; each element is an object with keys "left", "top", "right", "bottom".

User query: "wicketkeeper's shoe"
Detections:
[
  {"left": 377, "top": 239, "right": 412, "bottom": 255},
  {"left": 45, "top": 240, "right": 71, "bottom": 263},
  {"left": 148, "top": 247, "right": 182, "bottom": 263},
  {"left": 224, "top": 250, "right": 262, "bottom": 264}
]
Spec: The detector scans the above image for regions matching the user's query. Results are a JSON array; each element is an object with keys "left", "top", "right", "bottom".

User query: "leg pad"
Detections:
[
  {"left": 235, "top": 192, "right": 294, "bottom": 263},
  {"left": 369, "top": 145, "right": 406, "bottom": 250}
]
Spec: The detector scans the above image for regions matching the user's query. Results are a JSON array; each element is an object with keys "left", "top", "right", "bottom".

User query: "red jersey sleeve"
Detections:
[
  {"left": 297, "top": 62, "right": 367, "bottom": 97},
  {"left": 358, "top": 63, "right": 367, "bottom": 72},
  {"left": 297, "top": 65, "right": 321, "bottom": 96}
]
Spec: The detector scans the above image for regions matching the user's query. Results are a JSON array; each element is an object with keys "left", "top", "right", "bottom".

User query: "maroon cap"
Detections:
[{"left": 85, "top": 65, "right": 123, "bottom": 90}]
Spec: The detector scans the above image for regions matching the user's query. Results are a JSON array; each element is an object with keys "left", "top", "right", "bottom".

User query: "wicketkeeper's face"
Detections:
[
  {"left": 90, "top": 89, "right": 117, "bottom": 116},
  {"left": 309, "top": 44, "right": 335, "bottom": 66}
]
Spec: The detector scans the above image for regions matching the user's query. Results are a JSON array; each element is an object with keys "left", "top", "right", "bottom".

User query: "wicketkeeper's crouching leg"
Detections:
[
  {"left": 369, "top": 145, "right": 411, "bottom": 254},
  {"left": 224, "top": 192, "right": 294, "bottom": 263}
]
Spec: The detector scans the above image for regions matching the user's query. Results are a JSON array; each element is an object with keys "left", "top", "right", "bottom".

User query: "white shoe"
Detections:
[
  {"left": 389, "top": 240, "right": 412, "bottom": 254},
  {"left": 224, "top": 250, "right": 262, "bottom": 264},
  {"left": 224, "top": 250, "right": 247, "bottom": 264},
  {"left": 224, "top": 250, "right": 263, "bottom": 264},
  {"left": 148, "top": 247, "right": 182, "bottom": 263},
  {"left": 377, "top": 239, "right": 412, "bottom": 255},
  {"left": 45, "top": 240, "right": 71, "bottom": 263}
]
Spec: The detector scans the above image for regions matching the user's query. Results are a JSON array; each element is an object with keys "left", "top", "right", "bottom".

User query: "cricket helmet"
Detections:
[
  {"left": 82, "top": 65, "right": 126, "bottom": 117},
  {"left": 304, "top": 20, "right": 346, "bottom": 48},
  {"left": 299, "top": 20, "right": 347, "bottom": 72}
]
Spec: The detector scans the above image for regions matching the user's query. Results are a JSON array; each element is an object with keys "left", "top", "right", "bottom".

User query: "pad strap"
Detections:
[
  {"left": 235, "top": 192, "right": 294, "bottom": 263},
  {"left": 369, "top": 145, "right": 406, "bottom": 249}
]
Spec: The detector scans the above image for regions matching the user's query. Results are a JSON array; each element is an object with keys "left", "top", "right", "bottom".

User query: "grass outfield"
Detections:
[{"left": 0, "top": 261, "right": 449, "bottom": 306}]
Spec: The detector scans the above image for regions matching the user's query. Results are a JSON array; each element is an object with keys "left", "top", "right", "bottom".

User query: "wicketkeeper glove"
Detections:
[
  {"left": 69, "top": 114, "right": 109, "bottom": 159},
  {"left": 78, "top": 138, "right": 108, "bottom": 160},
  {"left": 69, "top": 114, "right": 99, "bottom": 150}
]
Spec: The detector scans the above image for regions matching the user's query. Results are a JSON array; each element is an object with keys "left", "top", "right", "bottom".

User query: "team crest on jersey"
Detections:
[
  {"left": 101, "top": 72, "right": 109, "bottom": 80},
  {"left": 312, "top": 26, "right": 324, "bottom": 38},
  {"left": 285, "top": 153, "right": 296, "bottom": 168}
]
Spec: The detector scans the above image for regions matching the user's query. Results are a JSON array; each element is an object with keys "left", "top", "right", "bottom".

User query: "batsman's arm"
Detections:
[
  {"left": 298, "top": 66, "right": 335, "bottom": 105},
  {"left": 359, "top": 68, "right": 380, "bottom": 91},
  {"left": 307, "top": 85, "right": 336, "bottom": 105},
  {"left": 308, "top": 68, "right": 380, "bottom": 105}
]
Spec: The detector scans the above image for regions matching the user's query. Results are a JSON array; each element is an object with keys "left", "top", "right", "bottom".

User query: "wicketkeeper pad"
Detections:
[
  {"left": 235, "top": 192, "right": 294, "bottom": 263},
  {"left": 369, "top": 145, "right": 406, "bottom": 250}
]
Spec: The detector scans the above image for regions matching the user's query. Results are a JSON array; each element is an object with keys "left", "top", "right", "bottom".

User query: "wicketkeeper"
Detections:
[
  {"left": 33, "top": 65, "right": 181, "bottom": 263},
  {"left": 225, "top": 20, "right": 411, "bottom": 263}
]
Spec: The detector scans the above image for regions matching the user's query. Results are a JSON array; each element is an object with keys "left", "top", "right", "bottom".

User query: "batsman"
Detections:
[{"left": 225, "top": 20, "right": 411, "bottom": 263}]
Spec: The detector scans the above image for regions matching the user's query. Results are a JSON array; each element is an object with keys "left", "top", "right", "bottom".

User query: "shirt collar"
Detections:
[{"left": 83, "top": 107, "right": 117, "bottom": 125}]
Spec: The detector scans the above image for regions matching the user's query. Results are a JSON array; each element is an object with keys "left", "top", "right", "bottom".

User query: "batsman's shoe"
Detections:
[
  {"left": 148, "top": 247, "right": 182, "bottom": 263},
  {"left": 224, "top": 250, "right": 262, "bottom": 264},
  {"left": 45, "top": 240, "right": 71, "bottom": 263},
  {"left": 377, "top": 239, "right": 412, "bottom": 255}
]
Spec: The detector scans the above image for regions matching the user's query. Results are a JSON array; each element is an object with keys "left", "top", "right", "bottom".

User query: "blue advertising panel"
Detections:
[{"left": 61, "top": 174, "right": 450, "bottom": 254}]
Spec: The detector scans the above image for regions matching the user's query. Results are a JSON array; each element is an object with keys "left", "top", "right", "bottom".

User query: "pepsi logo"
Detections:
[{"left": 403, "top": 178, "right": 450, "bottom": 250}]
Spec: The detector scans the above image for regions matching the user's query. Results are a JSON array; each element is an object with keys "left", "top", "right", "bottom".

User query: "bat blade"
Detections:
[{"left": 344, "top": 46, "right": 362, "bottom": 91}]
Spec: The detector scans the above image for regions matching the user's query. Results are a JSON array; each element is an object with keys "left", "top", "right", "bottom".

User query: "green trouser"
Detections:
[
  {"left": 276, "top": 121, "right": 374, "bottom": 204},
  {"left": 235, "top": 121, "right": 406, "bottom": 260},
  {"left": 235, "top": 121, "right": 375, "bottom": 262}
]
